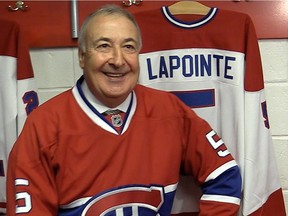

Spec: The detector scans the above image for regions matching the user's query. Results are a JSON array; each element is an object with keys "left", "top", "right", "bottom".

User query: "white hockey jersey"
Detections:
[
  {"left": 0, "top": 19, "right": 39, "bottom": 214},
  {"left": 135, "top": 6, "right": 286, "bottom": 216}
]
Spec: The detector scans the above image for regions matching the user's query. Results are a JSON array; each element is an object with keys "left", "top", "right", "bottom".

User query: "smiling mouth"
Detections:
[{"left": 104, "top": 72, "right": 126, "bottom": 78}]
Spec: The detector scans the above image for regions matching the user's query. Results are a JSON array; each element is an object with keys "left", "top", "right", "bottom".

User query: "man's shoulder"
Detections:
[
  {"left": 29, "top": 89, "right": 74, "bottom": 118},
  {"left": 134, "top": 84, "right": 187, "bottom": 110},
  {"left": 134, "top": 84, "right": 171, "bottom": 97}
]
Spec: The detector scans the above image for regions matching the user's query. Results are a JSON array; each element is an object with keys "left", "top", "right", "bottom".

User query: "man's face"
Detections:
[{"left": 79, "top": 14, "right": 140, "bottom": 107}]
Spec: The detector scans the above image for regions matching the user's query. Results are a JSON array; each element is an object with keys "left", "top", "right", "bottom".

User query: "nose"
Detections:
[{"left": 108, "top": 46, "right": 125, "bottom": 67}]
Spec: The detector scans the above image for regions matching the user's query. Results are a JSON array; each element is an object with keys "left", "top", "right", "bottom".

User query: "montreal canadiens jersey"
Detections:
[
  {"left": 7, "top": 76, "right": 242, "bottom": 215},
  {"left": 0, "top": 19, "right": 39, "bottom": 214},
  {"left": 134, "top": 6, "right": 286, "bottom": 216}
]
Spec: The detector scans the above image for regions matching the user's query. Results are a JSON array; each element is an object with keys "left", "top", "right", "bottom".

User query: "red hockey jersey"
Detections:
[
  {"left": 0, "top": 19, "right": 39, "bottom": 214},
  {"left": 7, "top": 77, "right": 242, "bottom": 215},
  {"left": 134, "top": 5, "right": 286, "bottom": 216}
]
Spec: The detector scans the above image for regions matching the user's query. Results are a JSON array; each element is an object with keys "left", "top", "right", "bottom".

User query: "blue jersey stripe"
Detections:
[
  {"left": 202, "top": 165, "right": 242, "bottom": 199},
  {"left": 171, "top": 89, "right": 215, "bottom": 108}
]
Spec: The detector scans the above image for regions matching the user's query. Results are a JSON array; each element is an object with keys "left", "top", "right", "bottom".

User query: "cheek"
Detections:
[
  {"left": 83, "top": 53, "right": 104, "bottom": 69},
  {"left": 127, "top": 55, "right": 140, "bottom": 70}
]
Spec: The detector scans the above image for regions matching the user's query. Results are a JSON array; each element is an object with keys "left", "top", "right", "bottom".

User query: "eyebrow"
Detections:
[{"left": 93, "top": 37, "right": 139, "bottom": 47}]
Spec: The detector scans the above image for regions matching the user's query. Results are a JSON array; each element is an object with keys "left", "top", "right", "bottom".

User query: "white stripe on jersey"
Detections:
[
  {"left": 59, "top": 197, "right": 91, "bottom": 209},
  {"left": 205, "top": 160, "right": 238, "bottom": 182},
  {"left": 164, "top": 182, "right": 178, "bottom": 193},
  {"left": 162, "top": 7, "right": 218, "bottom": 28},
  {"left": 132, "top": 206, "right": 138, "bottom": 216},
  {"left": 60, "top": 183, "right": 178, "bottom": 210},
  {"left": 115, "top": 208, "right": 125, "bottom": 216},
  {"left": 201, "top": 194, "right": 241, "bottom": 205}
]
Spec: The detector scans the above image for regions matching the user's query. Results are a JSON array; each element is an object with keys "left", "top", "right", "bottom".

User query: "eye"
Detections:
[
  {"left": 123, "top": 44, "right": 137, "bottom": 53},
  {"left": 98, "top": 43, "right": 109, "bottom": 48},
  {"left": 94, "top": 43, "right": 111, "bottom": 52}
]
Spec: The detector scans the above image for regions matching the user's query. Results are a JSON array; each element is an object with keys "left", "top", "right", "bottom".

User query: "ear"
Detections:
[{"left": 78, "top": 48, "right": 85, "bottom": 69}]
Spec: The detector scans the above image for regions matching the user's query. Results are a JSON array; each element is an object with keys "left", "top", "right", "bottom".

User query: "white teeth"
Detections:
[{"left": 106, "top": 73, "right": 124, "bottom": 77}]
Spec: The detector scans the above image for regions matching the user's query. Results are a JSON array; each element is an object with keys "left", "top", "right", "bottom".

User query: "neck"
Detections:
[{"left": 101, "top": 95, "right": 129, "bottom": 108}]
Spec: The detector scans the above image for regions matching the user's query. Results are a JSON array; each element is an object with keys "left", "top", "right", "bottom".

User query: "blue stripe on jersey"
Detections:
[
  {"left": 123, "top": 207, "right": 132, "bottom": 215},
  {"left": 202, "top": 165, "right": 242, "bottom": 199},
  {"left": 171, "top": 89, "right": 215, "bottom": 108},
  {"left": 75, "top": 76, "right": 133, "bottom": 134}
]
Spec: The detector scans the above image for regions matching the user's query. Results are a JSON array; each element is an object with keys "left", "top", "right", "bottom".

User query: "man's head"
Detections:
[{"left": 78, "top": 5, "right": 142, "bottom": 108}]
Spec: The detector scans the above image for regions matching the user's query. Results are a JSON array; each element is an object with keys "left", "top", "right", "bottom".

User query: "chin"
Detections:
[{"left": 110, "top": 85, "right": 134, "bottom": 94}]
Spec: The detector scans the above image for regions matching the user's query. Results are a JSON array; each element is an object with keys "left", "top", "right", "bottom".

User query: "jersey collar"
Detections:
[
  {"left": 72, "top": 76, "right": 136, "bottom": 135},
  {"left": 161, "top": 6, "right": 218, "bottom": 28}
]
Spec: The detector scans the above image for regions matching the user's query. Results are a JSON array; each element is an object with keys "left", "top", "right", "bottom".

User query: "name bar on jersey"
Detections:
[{"left": 139, "top": 48, "right": 244, "bottom": 86}]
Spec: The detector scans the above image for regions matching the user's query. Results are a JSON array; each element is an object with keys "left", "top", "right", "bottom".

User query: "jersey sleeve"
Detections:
[
  {"left": 242, "top": 16, "right": 286, "bottom": 216},
  {"left": 6, "top": 112, "right": 57, "bottom": 216},
  {"left": 180, "top": 103, "right": 242, "bottom": 215},
  {"left": 16, "top": 21, "right": 39, "bottom": 135},
  {"left": 0, "top": 19, "right": 39, "bottom": 214}
]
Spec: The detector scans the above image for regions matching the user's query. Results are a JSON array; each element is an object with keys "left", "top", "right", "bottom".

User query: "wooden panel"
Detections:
[
  {"left": 0, "top": 1, "right": 78, "bottom": 48},
  {"left": 0, "top": 1, "right": 287, "bottom": 48}
]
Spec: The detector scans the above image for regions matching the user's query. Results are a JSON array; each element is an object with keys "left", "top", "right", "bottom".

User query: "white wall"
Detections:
[{"left": 30, "top": 39, "right": 288, "bottom": 212}]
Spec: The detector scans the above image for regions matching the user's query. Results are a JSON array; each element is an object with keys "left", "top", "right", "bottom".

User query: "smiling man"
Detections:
[
  {"left": 7, "top": 4, "right": 242, "bottom": 216},
  {"left": 78, "top": 8, "right": 141, "bottom": 108}
]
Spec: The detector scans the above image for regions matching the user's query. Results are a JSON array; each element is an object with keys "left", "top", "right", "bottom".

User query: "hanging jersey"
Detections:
[
  {"left": 0, "top": 19, "right": 39, "bottom": 214},
  {"left": 134, "top": 6, "right": 286, "bottom": 216},
  {"left": 6, "top": 77, "right": 242, "bottom": 215}
]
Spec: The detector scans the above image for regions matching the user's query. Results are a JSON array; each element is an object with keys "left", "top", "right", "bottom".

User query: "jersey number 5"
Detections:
[
  {"left": 15, "top": 179, "right": 32, "bottom": 214},
  {"left": 206, "top": 130, "right": 230, "bottom": 157}
]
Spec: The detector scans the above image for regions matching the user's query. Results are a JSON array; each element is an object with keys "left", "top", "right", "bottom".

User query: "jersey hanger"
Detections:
[{"left": 168, "top": 1, "right": 211, "bottom": 15}]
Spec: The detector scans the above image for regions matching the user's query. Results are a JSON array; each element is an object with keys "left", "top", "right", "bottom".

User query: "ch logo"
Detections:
[{"left": 81, "top": 185, "right": 164, "bottom": 216}]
